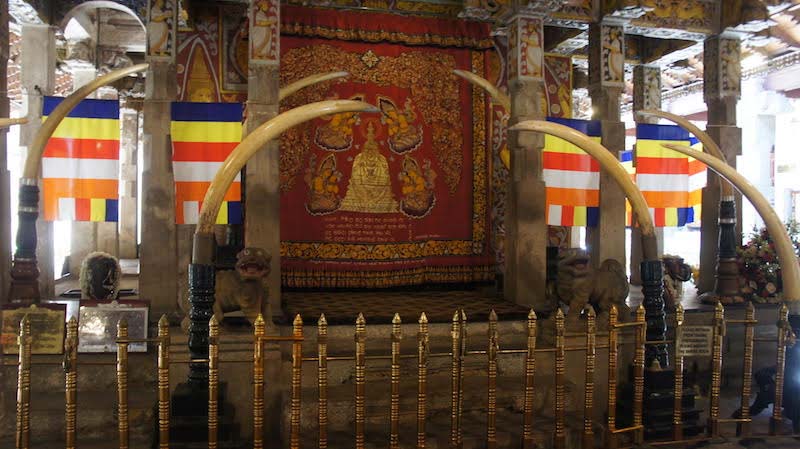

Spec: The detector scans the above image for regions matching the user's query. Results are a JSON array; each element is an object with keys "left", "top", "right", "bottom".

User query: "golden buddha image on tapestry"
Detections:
[{"left": 279, "top": 36, "right": 492, "bottom": 288}]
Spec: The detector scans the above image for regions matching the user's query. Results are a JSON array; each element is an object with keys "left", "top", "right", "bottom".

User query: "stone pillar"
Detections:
[
  {"left": 0, "top": 1, "right": 10, "bottom": 301},
  {"left": 630, "top": 64, "right": 664, "bottom": 284},
  {"left": 587, "top": 20, "right": 627, "bottom": 269},
  {"left": 699, "top": 35, "right": 742, "bottom": 294},
  {"left": 19, "top": 24, "right": 56, "bottom": 299},
  {"left": 505, "top": 13, "right": 548, "bottom": 308},
  {"left": 245, "top": 0, "right": 281, "bottom": 314},
  {"left": 140, "top": 0, "right": 178, "bottom": 317},
  {"left": 118, "top": 101, "right": 140, "bottom": 259}
]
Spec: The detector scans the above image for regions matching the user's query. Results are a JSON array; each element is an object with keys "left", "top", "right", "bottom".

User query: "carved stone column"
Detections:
[
  {"left": 140, "top": 0, "right": 178, "bottom": 317},
  {"left": 9, "top": 24, "right": 56, "bottom": 302},
  {"left": 630, "top": 64, "right": 664, "bottom": 285},
  {"left": 505, "top": 12, "right": 548, "bottom": 309},
  {"left": 244, "top": 0, "right": 281, "bottom": 315},
  {"left": 699, "top": 35, "right": 743, "bottom": 299},
  {"left": 587, "top": 20, "right": 626, "bottom": 269}
]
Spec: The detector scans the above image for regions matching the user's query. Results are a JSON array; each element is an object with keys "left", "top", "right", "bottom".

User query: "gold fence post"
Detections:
[
  {"left": 633, "top": 305, "right": 645, "bottom": 445},
  {"left": 253, "top": 314, "right": 265, "bottom": 449},
  {"left": 583, "top": 307, "right": 596, "bottom": 449},
  {"left": 417, "top": 312, "right": 429, "bottom": 449},
  {"left": 738, "top": 302, "right": 755, "bottom": 437},
  {"left": 673, "top": 304, "right": 685, "bottom": 441},
  {"left": 390, "top": 313, "right": 402, "bottom": 449},
  {"left": 157, "top": 316, "right": 170, "bottom": 449},
  {"left": 555, "top": 309, "right": 566, "bottom": 449},
  {"left": 487, "top": 310, "right": 498, "bottom": 449},
  {"left": 457, "top": 310, "right": 466, "bottom": 449},
  {"left": 65, "top": 316, "right": 78, "bottom": 449},
  {"left": 522, "top": 310, "right": 537, "bottom": 449},
  {"left": 318, "top": 314, "right": 328, "bottom": 449},
  {"left": 709, "top": 302, "right": 724, "bottom": 438},
  {"left": 117, "top": 319, "right": 129, "bottom": 449},
  {"left": 16, "top": 315, "right": 31, "bottom": 449},
  {"left": 291, "top": 314, "right": 303, "bottom": 449},
  {"left": 450, "top": 310, "right": 461, "bottom": 449},
  {"left": 772, "top": 303, "right": 790, "bottom": 435},
  {"left": 606, "top": 305, "right": 618, "bottom": 449},
  {"left": 208, "top": 316, "right": 219, "bottom": 449},
  {"left": 355, "top": 313, "right": 366, "bottom": 449}
]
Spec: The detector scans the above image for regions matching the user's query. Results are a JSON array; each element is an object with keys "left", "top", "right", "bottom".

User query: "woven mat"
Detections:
[{"left": 281, "top": 289, "right": 530, "bottom": 325}]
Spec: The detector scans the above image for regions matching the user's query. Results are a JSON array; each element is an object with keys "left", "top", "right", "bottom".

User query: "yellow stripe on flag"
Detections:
[
  {"left": 45, "top": 117, "right": 120, "bottom": 141},
  {"left": 90, "top": 198, "right": 106, "bottom": 222},
  {"left": 544, "top": 135, "right": 602, "bottom": 155},
  {"left": 171, "top": 121, "right": 242, "bottom": 143},
  {"left": 665, "top": 208, "right": 678, "bottom": 227},
  {"left": 216, "top": 202, "right": 228, "bottom": 224},
  {"left": 573, "top": 206, "right": 587, "bottom": 226},
  {"left": 635, "top": 139, "right": 691, "bottom": 158}
]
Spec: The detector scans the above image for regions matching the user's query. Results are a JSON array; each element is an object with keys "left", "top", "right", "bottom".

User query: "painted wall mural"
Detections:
[{"left": 146, "top": 0, "right": 177, "bottom": 59}]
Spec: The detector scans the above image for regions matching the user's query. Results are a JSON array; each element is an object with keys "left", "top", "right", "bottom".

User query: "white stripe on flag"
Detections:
[
  {"left": 42, "top": 158, "right": 118, "bottom": 180},
  {"left": 548, "top": 204, "right": 562, "bottom": 226},
  {"left": 688, "top": 171, "right": 706, "bottom": 192},
  {"left": 543, "top": 169, "right": 600, "bottom": 189},
  {"left": 173, "top": 161, "right": 242, "bottom": 183},
  {"left": 183, "top": 201, "right": 200, "bottom": 224},
  {"left": 636, "top": 173, "right": 689, "bottom": 192},
  {"left": 58, "top": 197, "right": 76, "bottom": 220}
]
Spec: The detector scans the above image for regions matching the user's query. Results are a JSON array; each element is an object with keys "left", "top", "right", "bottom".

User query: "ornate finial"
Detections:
[
  {"left": 209, "top": 315, "right": 219, "bottom": 337},
  {"left": 528, "top": 309, "right": 537, "bottom": 320},
  {"left": 489, "top": 310, "right": 498, "bottom": 321},
  {"left": 356, "top": 313, "right": 366, "bottom": 325},
  {"left": 555, "top": 308, "right": 565, "bottom": 321},
  {"left": 255, "top": 313, "right": 265, "bottom": 327},
  {"left": 452, "top": 311, "right": 460, "bottom": 322},
  {"left": 585, "top": 305, "right": 596, "bottom": 317},
  {"left": 293, "top": 314, "right": 303, "bottom": 327},
  {"left": 715, "top": 300, "right": 724, "bottom": 313},
  {"left": 392, "top": 313, "right": 402, "bottom": 325},
  {"left": 117, "top": 318, "right": 128, "bottom": 334},
  {"left": 746, "top": 301, "right": 755, "bottom": 314},
  {"left": 158, "top": 314, "right": 168, "bottom": 329},
  {"left": 319, "top": 313, "right": 327, "bottom": 326},
  {"left": 419, "top": 312, "right": 428, "bottom": 324},
  {"left": 636, "top": 304, "right": 645, "bottom": 321}
]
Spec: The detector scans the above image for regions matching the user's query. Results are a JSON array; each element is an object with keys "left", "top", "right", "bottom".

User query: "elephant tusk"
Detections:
[
  {"left": 637, "top": 109, "right": 733, "bottom": 196},
  {"left": 663, "top": 142, "right": 800, "bottom": 304},
  {"left": 195, "top": 100, "right": 378, "bottom": 246},
  {"left": 279, "top": 72, "right": 350, "bottom": 102},
  {"left": 0, "top": 117, "right": 27, "bottom": 128},
  {"left": 510, "top": 119, "right": 658, "bottom": 260},
  {"left": 23, "top": 63, "right": 149, "bottom": 179},
  {"left": 453, "top": 69, "right": 511, "bottom": 111}
]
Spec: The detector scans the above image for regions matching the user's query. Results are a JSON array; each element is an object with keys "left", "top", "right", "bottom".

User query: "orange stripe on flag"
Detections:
[
  {"left": 174, "top": 181, "right": 240, "bottom": 202},
  {"left": 641, "top": 191, "right": 690, "bottom": 209},
  {"left": 546, "top": 187, "right": 599, "bottom": 207}
]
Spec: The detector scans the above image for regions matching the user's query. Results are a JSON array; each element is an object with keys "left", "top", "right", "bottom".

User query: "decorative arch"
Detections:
[{"left": 58, "top": 1, "right": 146, "bottom": 32}]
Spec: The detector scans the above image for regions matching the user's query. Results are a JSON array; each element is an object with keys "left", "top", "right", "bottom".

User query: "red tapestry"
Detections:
[{"left": 278, "top": 31, "right": 492, "bottom": 288}]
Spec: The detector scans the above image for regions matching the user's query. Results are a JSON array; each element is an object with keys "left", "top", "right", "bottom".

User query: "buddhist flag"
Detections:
[
  {"left": 634, "top": 123, "right": 706, "bottom": 227},
  {"left": 41, "top": 97, "right": 120, "bottom": 222},
  {"left": 543, "top": 117, "right": 602, "bottom": 227},
  {"left": 171, "top": 102, "right": 243, "bottom": 225}
]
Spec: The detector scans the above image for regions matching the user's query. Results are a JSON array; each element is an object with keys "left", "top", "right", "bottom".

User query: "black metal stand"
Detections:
[
  {"left": 783, "top": 314, "right": 800, "bottom": 433},
  {"left": 699, "top": 197, "right": 745, "bottom": 304},
  {"left": 9, "top": 182, "right": 41, "bottom": 303},
  {"left": 187, "top": 263, "right": 215, "bottom": 386},
  {"left": 641, "top": 259, "right": 667, "bottom": 368}
]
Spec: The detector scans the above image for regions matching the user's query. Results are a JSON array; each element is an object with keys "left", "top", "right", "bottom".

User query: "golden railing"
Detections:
[{"left": 6, "top": 302, "right": 799, "bottom": 449}]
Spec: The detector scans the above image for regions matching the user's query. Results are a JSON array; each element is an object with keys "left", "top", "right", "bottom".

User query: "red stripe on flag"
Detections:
[
  {"left": 635, "top": 157, "right": 688, "bottom": 174},
  {"left": 654, "top": 208, "right": 665, "bottom": 227},
  {"left": 43, "top": 138, "right": 120, "bottom": 159},
  {"left": 561, "top": 205, "right": 574, "bottom": 226},
  {"left": 172, "top": 141, "right": 239, "bottom": 162},
  {"left": 543, "top": 152, "right": 599, "bottom": 171},
  {"left": 75, "top": 198, "right": 91, "bottom": 221}
]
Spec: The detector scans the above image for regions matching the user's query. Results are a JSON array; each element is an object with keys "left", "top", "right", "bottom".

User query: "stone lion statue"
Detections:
[
  {"left": 181, "top": 247, "right": 272, "bottom": 331},
  {"left": 79, "top": 252, "right": 121, "bottom": 300},
  {"left": 662, "top": 254, "right": 692, "bottom": 310},
  {"left": 547, "top": 248, "right": 630, "bottom": 328}
]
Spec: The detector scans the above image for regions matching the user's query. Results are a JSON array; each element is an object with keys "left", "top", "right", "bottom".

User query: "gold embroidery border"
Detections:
[
  {"left": 280, "top": 22, "right": 493, "bottom": 50},
  {"left": 282, "top": 264, "right": 494, "bottom": 289},
  {"left": 280, "top": 50, "right": 488, "bottom": 265}
]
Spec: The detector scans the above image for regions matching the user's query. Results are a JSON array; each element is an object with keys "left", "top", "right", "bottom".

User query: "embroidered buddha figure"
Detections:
[{"left": 339, "top": 123, "right": 398, "bottom": 214}]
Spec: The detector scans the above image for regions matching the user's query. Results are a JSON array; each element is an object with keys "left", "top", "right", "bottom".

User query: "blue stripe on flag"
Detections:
[
  {"left": 620, "top": 150, "right": 633, "bottom": 162},
  {"left": 105, "top": 199, "right": 119, "bottom": 222},
  {"left": 227, "top": 201, "right": 243, "bottom": 225},
  {"left": 636, "top": 123, "right": 690, "bottom": 141},
  {"left": 171, "top": 102, "right": 243, "bottom": 122},
  {"left": 689, "top": 136, "right": 700, "bottom": 146},
  {"left": 587, "top": 207, "right": 600, "bottom": 227},
  {"left": 43, "top": 96, "right": 119, "bottom": 119},
  {"left": 546, "top": 117, "right": 602, "bottom": 137}
]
